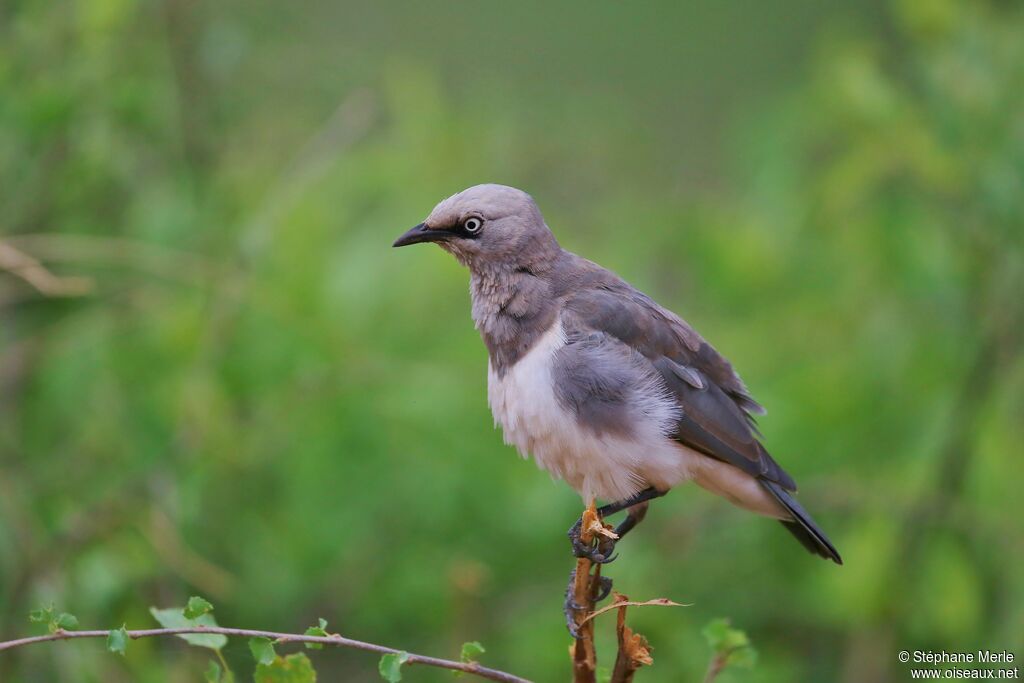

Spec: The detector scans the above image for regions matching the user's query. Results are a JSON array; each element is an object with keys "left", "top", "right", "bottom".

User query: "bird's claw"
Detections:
[
  {"left": 567, "top": 518, "right": 618, "bottom": 564},
  {"left": 592, "top": 574, "right": 614, "bottom": 603},
  {"left": 563, "top": 569, "right": 614, "bottom": 637},
  {"left": 564, "top": 569, "right": 582, "bottom": 637}
]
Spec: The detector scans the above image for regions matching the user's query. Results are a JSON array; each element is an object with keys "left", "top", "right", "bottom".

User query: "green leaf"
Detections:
[
  {"left": 29, "top": 605, "right": 54, "bottom": 624},
  {"left": 702, "top": 618, "right": 749, "bottom": 652},
  {"left": 204, "top": 660, "right": 222, "bottom": 683},
  {"left": 107, "top": 626, "right": 129, "bottom": 655},
  {"left": 378, "top": 652, "right": 410, "bottom": 682},
  {"left": 303, "top": 618, "right": 329, "bottom": 649},
  {"left": 254, "top": 653, "right": 317, "bottom": 683},
  {"left": 460, "top": 641, "right": 485, "bottom": 662},
  {"left": 184, "top": 596, "right": 214, "bottom": 620},
  {"left": 249, "top": 637, "right": 277, "bottom": 665},
  {"left": 596, "top": 666, "right": 612, "bottom": 683},
  {"left": 701, "top": 618, "right": 730, "bottom": 651},
  {"left": 702, "top": 618, "right": 757, "bottom": 672},
  {"left": 453, "top": 640, "right": 485, "bottom": 676},
  {"left": 29, "top": 605, "right": 77, "bottom": 634},
  {"left": 54, "top": 612, "right": 78, "bottom": 632},
  {"left": 149, "top": 607, "right": 227, "bottom": 650},
  {"left": 727, "top": 646, "right": 758, "bottom": 669}
]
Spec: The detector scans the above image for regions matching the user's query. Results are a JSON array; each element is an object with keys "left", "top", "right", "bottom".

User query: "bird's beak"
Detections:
[{"left": 392, "top": 222, "right": 452, "bottom": 248}]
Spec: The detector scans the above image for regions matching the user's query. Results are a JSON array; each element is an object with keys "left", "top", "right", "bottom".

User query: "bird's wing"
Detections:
[{"left": 561, "top": 278, "right": 797, "bottom": 491}]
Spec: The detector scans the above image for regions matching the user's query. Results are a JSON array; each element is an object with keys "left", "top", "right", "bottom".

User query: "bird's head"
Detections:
[{"left": 393, "top": 184, "right": 559, "bottom": 273}]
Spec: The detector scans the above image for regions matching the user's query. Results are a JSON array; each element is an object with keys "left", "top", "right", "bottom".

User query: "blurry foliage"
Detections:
[
  {"left": 1, "top": 0, "right": 1023, "bottom": 681},
  {"left": 378, "top": 651, "right": 410, "bottom": 683},
  {"left": 702, "top": 618, "right": 757, "bottom": 681},
  {"left": 254, "top": 653, "right": 315, "bottom": 683},
  {"left": 28, "top": 605, "right": 79, "bottom": 634}
]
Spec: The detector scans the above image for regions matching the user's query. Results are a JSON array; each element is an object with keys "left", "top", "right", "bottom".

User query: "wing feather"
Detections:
[{"left": 562, "top": 277, "right": 796, "bottom": 491}]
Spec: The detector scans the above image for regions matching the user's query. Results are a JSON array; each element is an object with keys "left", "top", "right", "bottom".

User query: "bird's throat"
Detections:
[{"left": 470, "top": 267, "right": 558, "bottom": 377}]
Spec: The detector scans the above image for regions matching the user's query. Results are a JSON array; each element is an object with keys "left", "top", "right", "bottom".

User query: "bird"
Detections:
[{"left": 393, "top": 184, "right": 842, "bottom": 574}]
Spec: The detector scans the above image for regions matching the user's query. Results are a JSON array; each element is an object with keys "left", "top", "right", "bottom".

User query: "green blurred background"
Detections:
[{"left": 2, "top": 0, "right": 1023, "bottom": 681}]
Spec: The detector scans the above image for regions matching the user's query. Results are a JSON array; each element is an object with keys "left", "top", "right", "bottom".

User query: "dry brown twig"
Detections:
[
  {"left": 0, "top": 242, "right": 93, "bottom": 297},
  {"left": 569, "top": 504, "right": 686, "bottom": 683},
  {"left": 570, "top": 504, "right": 603, "bottom": 683},
  {"left": 611, "top": 593, "right": 654, "bottom": 683},
  {"left": 577, "top": 598, "right": 687, "bottom": 629}
]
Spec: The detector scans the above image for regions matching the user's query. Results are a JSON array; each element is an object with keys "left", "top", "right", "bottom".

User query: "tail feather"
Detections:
[{"left": 760, "top": 479, "right": 842, "bottom": 564}]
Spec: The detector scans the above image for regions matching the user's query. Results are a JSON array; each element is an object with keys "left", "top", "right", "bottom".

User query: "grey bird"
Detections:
[{"left": 393, "top": 184, "right": 842, "bottom": 573}]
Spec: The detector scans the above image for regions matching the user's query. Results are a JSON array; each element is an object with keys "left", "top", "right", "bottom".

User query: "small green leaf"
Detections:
[
  {"left": 460, "top": 641, "right": 485, "bottom": 662},
  {"left": 702, "top": 618, "right": 757, "bottom": 673},
  {"left": 596, "top": 666, "right": 612, "bottom": 683},
  {"left": 107, "top": 626, "right": 129, "bottom": 655},
  {"left": 29, "top": 605, "right": 77, "bottom": 634},
  {"left": 184, "top": 596, "right": 214, "bottom": 620},
  {"left": 702, "top": 618, "right": 750, "bottom": 651},
  {"left": 378, "top": 652, "right": 410, "bottom": 682},
  {"left": 254, "top": 653, "right": 317, "bottom": 683},
  {"left": 303, "top": 618, "right": 329, "bottom": 649},
  {"left": 54, "top": 613, "right": 78, "bottom": 631},
  {"left": 727, "top": 646, "right": 758, "bottom": 669},
  {"left": 150, "top": 607, "right": 227, "bottom": 650},
  {"left": 701, "top": 618, "right": 731, "bottom": 651},
  {"left": 249, "top": 637, "right": 277, "bottom": 665},
  {"left": 204, "top": 660, "right": 222, "bottom": 683},
  {"left": 29, "top": 606, "right": 54, "bottom": 624}
]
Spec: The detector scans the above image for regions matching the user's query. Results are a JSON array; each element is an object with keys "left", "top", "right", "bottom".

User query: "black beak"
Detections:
[{"left": 392, "top": 222, "right": 451, "bottom": 248}]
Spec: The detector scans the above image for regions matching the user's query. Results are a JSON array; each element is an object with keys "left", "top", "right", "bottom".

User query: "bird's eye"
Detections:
[{"left": 463, "top": 217, "right": 483, "bottom": 234}]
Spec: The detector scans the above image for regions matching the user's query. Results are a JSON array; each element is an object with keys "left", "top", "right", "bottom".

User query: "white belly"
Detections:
[{"left": 486, "top": 319, "right": 705, "bottom": 503}]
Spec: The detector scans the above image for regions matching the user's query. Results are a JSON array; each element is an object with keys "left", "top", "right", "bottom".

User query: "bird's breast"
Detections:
[
  {"left": 486, "top": 318, "right": 568, "bottom": 460},
  {"left": 486, "top": 318, "right": 697, "bottom": 502}
]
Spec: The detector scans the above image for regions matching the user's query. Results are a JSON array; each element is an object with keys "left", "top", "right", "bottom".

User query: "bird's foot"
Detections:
[
  {"left": 567, "top": 517, "right": 618, "bottom": 564},
  {"left": 563, "top": 568, "right": 613, "bottom": 638}
]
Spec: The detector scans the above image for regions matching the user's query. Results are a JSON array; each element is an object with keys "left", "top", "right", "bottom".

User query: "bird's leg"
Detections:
[
  {"left": 567, "top": 487, "right": 666, "bottom": 563},
  {"left": 613, "top": 500, "right": 650, "bottom": 539},
  {"left": 563, "top": 567, "right": 614, "bottom": 637},
  {"left": 563, "top": 504, "right": 616, "bottom": 637}
]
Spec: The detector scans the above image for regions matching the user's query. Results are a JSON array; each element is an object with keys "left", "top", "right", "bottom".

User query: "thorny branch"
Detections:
[{"left": 0, "top": 625, "right": 530, "bottom": 683}]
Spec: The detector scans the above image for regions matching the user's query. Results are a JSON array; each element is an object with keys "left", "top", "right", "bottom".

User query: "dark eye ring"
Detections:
[{"left": 463, "top": 217, "right": 483, "bottom": 234}]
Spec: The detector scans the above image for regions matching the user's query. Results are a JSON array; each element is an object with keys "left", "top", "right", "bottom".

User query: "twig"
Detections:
[
  {"left": 610, "top": 594, "right": 654, "bottom": 683},
  {"left": 576, "top": 598, "right": 686, "bottom": 628},
  {"left": 569, "top": 506, "right": 682, "bottom": 683},
  {"left": 0, "top": 242, "right": 93, "bottom": 297},
  {"left": 571, "top": 504, "right": 602, "bottom": 683},
  {"left": 0, "top": 625, "right": 530, "bottom": 683},
  {"left": 2, "top": 233, "right": 214, "bottom": 284},
  {"left": 703, "top": 652, "right": 727, "bottom": 683}
]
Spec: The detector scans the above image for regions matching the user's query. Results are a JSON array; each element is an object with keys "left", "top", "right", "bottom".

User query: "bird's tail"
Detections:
[{"left": 759, "top": 479, "right": 842, "bottom": 564}]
